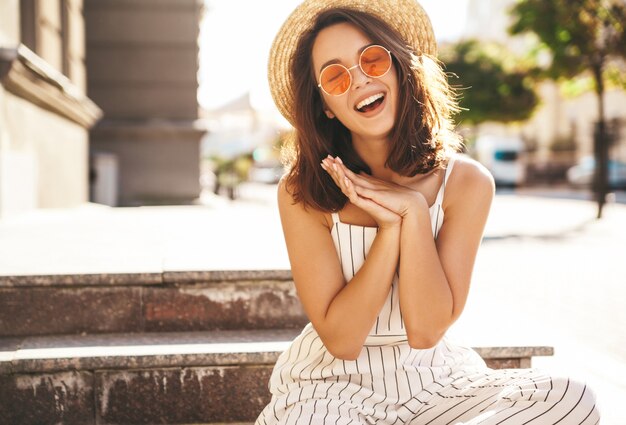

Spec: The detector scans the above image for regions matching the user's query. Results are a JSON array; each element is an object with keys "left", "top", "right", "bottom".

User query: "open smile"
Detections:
[{"left": 354, "top": 92, "right": 386, "bottom": 115}]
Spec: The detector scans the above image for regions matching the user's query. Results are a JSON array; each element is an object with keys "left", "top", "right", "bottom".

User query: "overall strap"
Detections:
[
  {"left": 434, "top": 155, "right": 456, "bottom": 205},
  {"left": 444, "top": 155, "right": 456, "bottom": 186}
]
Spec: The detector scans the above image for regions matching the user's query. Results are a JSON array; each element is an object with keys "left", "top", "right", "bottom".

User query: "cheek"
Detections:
[
  {"left": 324, "top": 96, "right": 351, "bottom": 118},
  {"left": 388, "top": 74, "right": 400, "bottom": 111}
]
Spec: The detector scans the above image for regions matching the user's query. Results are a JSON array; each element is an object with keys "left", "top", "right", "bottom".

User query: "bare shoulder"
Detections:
[
  {"left": 277, "top": 176, "right": 330, "bottom": 229},
  {"left": 277, "top": 175, "right": 294, "bottom": 206},
  {"left": 445, "top": 154, "right": 495, "bottom": 210}
]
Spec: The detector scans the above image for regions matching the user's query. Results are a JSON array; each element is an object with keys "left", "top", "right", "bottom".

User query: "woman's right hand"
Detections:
[{"left": 321, "top": 157, "right": 401, "bottom": 229}]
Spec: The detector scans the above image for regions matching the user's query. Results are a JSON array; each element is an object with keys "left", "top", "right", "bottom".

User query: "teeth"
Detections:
[{"left": 356, "top": 93, "right": 384, "bottom": 110}]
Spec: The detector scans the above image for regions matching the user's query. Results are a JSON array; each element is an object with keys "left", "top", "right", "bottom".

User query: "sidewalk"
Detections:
[
  {"left": 0, "top": 184, "right": 620, "bottom": 277},
  {"left": 1, "top": 185, "right": 625, "bottom": 422}
]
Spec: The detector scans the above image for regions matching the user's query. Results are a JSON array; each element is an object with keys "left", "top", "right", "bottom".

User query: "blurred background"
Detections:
[{"left": 0, "top": 0, "right": 625, "bottom": 423}]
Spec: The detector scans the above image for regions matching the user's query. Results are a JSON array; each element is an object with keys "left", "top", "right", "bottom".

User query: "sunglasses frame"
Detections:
[{"left": 317, "top": 45, "right": 392, "bottom": 96}]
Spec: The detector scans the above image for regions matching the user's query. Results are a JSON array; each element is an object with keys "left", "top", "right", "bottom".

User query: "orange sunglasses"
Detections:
[{"left": 317, "top": 45, "right": 393, "bottom": 96}]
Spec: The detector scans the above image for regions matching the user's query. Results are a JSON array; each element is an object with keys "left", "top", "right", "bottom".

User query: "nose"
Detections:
[{"left": 349, "top": 64, "right": 371, "bottom": 91}]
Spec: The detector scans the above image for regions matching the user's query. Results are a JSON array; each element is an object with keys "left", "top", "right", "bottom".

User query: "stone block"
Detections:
[
  {"left": 0, "top": 287, "right": 142, "bottom": 337},
  {"left": 85, "top": 6, "right": 199, "bottom": 45},
  {"left": 484, "top": 358, "right": 522, "bottom": 369},
  {"left": 88, "top": 84, "right": 198, "bottom": 119},
  {"left": 96, "top": 366, "right": 271, "bottom": 424},
  {"left": 87, "top": 46, "right": 197, "bottom": 84},
  {"left": 142, "top": 281, "right": 308, "bottom": 332},
  {"left": 0, "top": 371, "right": 94, "bottom": 424}
]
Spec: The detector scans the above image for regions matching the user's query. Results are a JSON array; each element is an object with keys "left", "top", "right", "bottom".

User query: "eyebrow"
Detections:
[{"left": 318, "top": 43, "right": 375, "bottom": 74}]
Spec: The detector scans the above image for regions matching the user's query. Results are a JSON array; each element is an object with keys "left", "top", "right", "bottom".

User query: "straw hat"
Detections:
[{"left": 268, "top": 0, "right": 437, "bottom": 126}]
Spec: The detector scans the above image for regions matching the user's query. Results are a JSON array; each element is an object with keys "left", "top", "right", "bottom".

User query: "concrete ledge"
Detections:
[
  {"left": 0, "top": 330, "right": 299, "bottom": 374},
  {"left": 0, "top": 45, "right": 102, "bottom": 128},
  {"left": 0, "top": 274, "right": 305, "bottom": 337},
  {"left": 0, "top": 331, "right": 554, "bottom": 424},
  {"left": 0, "top": 330, "right": 554, "bottom": 375},
  {"left": 0, "top": 269, "right": 293, "bottom": 288}
]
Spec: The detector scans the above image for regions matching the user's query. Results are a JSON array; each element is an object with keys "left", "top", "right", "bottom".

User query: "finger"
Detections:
[
  {"left": 341, "top": 165, "right": 376, "bottom": 189},
  {"left": 342, "top": 177, "right": 358, "bottom": 203},
  {"left": 323, "top": 159, "right": 345, "bottom": 188},
  {"left": 353, "top": 183, "right": 379, "bottom": 201},
  {"left": 343, "top": 177, "right": 375, "bottom": 209},
  {"left": 325, "top": 158, "right": 363, "bottom": 198},
  {"left": 333, "top": 157, "right": 376, "bottom": 189},
  {"left": 321, "top": 161, "right": 343, "bottom": 189},
  {"left": 333, "top": 163, "right": 351, "bottom": 193},
  {"left": 322, "top": 158, "right": 341, "bottom": 180},
  {"left": 348, "top": 186, "right": 399, "bottom": 223}
]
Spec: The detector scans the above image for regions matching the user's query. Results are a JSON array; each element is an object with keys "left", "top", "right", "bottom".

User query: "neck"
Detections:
[{"left": 351, "top": 133, "right": 395, "bottom": 180}]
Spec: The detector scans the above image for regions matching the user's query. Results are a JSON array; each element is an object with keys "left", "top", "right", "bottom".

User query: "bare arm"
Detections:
[
  {"left": 398, "top": 159, "right": 495, "bottom": 348},
  {"left": 278, "top": 176, "right": 401, "bottom": 360}
]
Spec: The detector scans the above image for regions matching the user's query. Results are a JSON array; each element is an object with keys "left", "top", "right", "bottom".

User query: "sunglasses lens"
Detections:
[
  {"left": 320, "top": 64, "right": 351, "bottom": 96},
  {"left": 360, "top": 45, "right": 392, "bottom": 78}
]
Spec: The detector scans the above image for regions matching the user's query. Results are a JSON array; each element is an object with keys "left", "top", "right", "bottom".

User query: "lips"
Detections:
[
  {"left": 354, "top": 92, "right": 386, "bottom": 115},
  {"left": 354, "top": 91, "right": 386, "bottom": 114}
]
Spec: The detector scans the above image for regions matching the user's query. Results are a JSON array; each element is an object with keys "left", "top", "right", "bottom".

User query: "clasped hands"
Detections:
[{"left": 321, "top": 155, "right": 427, "bottom": 229}]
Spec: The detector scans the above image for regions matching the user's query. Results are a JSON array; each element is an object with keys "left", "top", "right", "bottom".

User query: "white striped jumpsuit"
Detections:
[{"left": 257, "top": 156, "right": 600, "bottom": 424}]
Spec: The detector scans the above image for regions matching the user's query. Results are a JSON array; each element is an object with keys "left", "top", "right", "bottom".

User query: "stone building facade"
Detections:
[
  {"left": 0, "top": 0, "right": 101, "bottom": 219},
  {"left": 0, "top": 0, "right": 206, "bottom": 218},
  {"left": 85, "top": 0, "right": 206, "bottom": 206}
]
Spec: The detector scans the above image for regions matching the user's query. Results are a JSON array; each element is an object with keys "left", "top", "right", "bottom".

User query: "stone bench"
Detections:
[{"left": 0, "top": 330, "right": 554, "bottom": 425}]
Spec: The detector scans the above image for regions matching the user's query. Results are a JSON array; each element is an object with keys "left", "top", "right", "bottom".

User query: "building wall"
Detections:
[
  {"left": 63, "top": 0, "right": 87, "bottom": 92},
  {"left": 85, "top": 0, "right": 199, "bottom": 119},
  {"left": 0, "top": 0, "right": 20, "bottom": 45},
  {"left": 85, "top": 0, "right": 204, "bottom": 206},
  {"left": 1, "top": 91, "right": 88, "bottom": 212},
  {"left": 0, "top": 0, "right": 93, "bottom": 219},
  {"left": 92, "top": 125, "right": 203, "bottom": 205}
]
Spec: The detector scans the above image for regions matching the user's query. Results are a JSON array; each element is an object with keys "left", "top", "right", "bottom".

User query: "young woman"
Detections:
[{"left": 258, "top": 0, "right": 599, "bottom": 423}]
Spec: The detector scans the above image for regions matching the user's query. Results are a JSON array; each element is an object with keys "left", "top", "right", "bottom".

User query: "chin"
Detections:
[{"left": 364, "top": 118, "right": 395, "bottom": 139}]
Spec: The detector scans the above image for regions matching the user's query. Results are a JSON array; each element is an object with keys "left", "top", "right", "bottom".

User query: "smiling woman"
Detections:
[{"left": 254, "top": 0, "right": 600, "bottom": 424}]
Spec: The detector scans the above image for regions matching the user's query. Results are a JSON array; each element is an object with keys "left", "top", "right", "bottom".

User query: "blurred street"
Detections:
[{"left": 1, "top": 183, "right": 625, "bottom": 423}]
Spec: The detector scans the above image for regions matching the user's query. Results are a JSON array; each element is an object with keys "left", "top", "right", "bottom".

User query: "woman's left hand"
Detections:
[{"left": 324, "top": 156, "right": 427, "bottom": 217}]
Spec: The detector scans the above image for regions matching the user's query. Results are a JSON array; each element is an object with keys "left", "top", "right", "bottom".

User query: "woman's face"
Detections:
[{"left": 311, "top": 22, "right": 398, "bottom": 143}]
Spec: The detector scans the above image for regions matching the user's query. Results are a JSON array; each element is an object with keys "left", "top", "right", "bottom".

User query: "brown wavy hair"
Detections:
[{"left": 281, "top": 8, "right": 463, "bottom": 212}]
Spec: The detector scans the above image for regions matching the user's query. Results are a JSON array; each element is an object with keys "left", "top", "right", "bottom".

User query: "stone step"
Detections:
[
  {"left": 0, "top": 330, "right": 554, "bottom": 425},
  {"left": 0, "top": 270, "right": 308, "bottom": 337}
]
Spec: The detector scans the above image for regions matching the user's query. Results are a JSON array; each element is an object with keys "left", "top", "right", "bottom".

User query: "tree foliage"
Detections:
[
  {"left": 508, "top": 0, "right": 626, "bottom": 218},
  {"left": 509, "top": 0, "right": 626, "bottom": 86},
  {"left": 440, "top": 40, "right": 539, "bottom": 125}
]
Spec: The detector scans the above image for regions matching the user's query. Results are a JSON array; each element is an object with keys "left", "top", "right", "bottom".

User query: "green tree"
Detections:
[
  {"left": 509, "top": 0, "right": 626, "bottom": 218},
  {"left": 441, "top": 40, "right": 539, "bottom": 126}
]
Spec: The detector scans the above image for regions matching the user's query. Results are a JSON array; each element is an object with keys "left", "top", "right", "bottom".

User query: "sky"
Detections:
[{"left": 198, "top": 0, "right": 470, "bottom": 113}]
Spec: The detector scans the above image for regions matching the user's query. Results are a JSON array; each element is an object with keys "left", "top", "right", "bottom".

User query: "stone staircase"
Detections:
[{"left": 0, "top": 271, "right": 553, "bottom": 424}]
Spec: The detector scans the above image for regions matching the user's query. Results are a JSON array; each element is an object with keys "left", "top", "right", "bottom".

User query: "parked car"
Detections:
[
  {"left": 473, "top": 135, "right": 527, "bottom": 187},
  {"left": 566, "top": 156, "right": 626, "bottom": 189}
]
